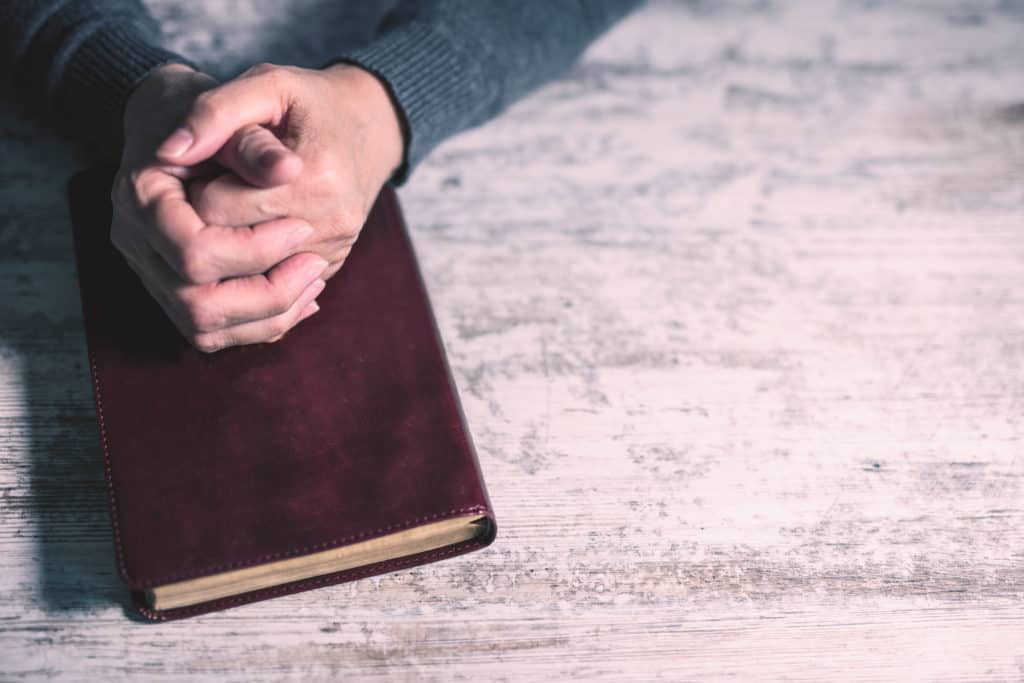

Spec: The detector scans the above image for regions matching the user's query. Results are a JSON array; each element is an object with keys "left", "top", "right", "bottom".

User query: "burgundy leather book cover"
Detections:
[{"left": 67, "top": 167, "right": 496, "bottom": 621}]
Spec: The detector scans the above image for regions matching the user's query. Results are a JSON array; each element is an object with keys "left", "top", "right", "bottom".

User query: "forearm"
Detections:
[
  {"left": 335, "top": 0, "right": 641, "bottom": 182},
  {"left": 0, "top": 0, "right": 192, "bottom": 160}
]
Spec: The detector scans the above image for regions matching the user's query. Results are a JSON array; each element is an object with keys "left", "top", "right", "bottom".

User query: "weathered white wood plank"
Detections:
[{"left": 2, "top": 1, "right": 1023, "bottom": 680}]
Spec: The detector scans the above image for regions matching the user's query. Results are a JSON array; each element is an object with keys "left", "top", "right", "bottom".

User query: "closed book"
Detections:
[{"left": 67, "top": 168, "right": 496, "bottom": 621}]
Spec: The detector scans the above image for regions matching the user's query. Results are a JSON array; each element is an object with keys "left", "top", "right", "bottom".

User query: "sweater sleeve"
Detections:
[
  {"left": 334, "top": 0, "right": 640, "bottom": 183},
  {"left": 0, "top": 1, "right": 193, "bottom": 160}
]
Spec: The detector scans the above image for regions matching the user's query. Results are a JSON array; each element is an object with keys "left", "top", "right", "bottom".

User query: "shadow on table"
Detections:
[
  {"left": 0, "top": 1, "right": 403, "bottom": 619},
  {"left": 0, "top": 98, "right": 129, "bottom": 615}
]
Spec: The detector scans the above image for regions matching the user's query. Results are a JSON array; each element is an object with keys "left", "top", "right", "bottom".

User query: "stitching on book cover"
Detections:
[
  {"left": 136, "top": 538, "right": 486, "bottom": 621},
  {"left": 88, "top": 348, "right": 132, "bottom": 584}
]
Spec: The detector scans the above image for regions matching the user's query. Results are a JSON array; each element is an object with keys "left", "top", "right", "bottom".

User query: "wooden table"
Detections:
[{"left": 2, "top": 1, "right": 1023, "bottom": 679}]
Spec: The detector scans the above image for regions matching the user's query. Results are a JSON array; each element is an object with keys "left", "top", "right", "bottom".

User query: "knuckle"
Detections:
[
  {"left": 311, "top": 169, "right": 362, "bottom": 238},
  {"left": 242, "top": 62, "right": 292, "bottom": 89},
  {"left": 257, "top": 195, "right": 284, "bottom": 220},
  {"left": 191, "top": 333, "right": 223, "bottom": 354},
  {"left": 194, "top": 197, "right": 222, "bottom": 226},
  {"left": 327, "top": 209, "right": 362, "bottom": 246},
  {"left": 238, "top": 124, "right": 266, "bottom": 146},
  {"left": 131, "top": 168, "right": 162, "bottom": 207},
  {"left": 190, "top": 92, "right": 221, "bottom": 125},
  {"left": 184, "top": 301, "right": 222, "bottom": 334},
  {"left": 177, "top": 244, "right": 213, "bottom": 284},
  {"left": 245, "top": 231, "right": 281, "bottom": 270},
  {"left": 335, "top": 208, "right": 362, "bottom": 240},
  {"left": 264, "top": 287, "right": 292, "bottom": 316},
  {"left": 246, "top": 62, "right": 278, "bottom": 76},
  {"left": 259, "top": 65, "right": 291, "bottom": 89},
  {"left": 236, "top": 126, "right": 275, "bottom": 160},
  {"left": 313, "top": 166, "right": 343, "bottom": 198},
  {"left": 266, "top": 317, "right": 291, "bottom": 338}
]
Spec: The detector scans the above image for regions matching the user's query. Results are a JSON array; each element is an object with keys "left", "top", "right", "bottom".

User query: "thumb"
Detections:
[
  {"left": 214, "top": 124, "right": 303, "bottom": 188},
  {"left": 155, "top": 71, "right": 292, "bottom": 167}
]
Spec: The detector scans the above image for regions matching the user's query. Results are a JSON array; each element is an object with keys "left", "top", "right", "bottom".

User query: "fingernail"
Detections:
[
  {"left": 258, "top": 149, "right": 284, "bottom": 170},
  {"left": 304, "top": 279, "right": 326, "bottom": 303},
  {"left": 298, "top": 279, "right": 325, "bottom": 310},
  {"left": 297, "top": 301, "right": 319, "bottom": 323},
  {"left": 159, "top": 128, "right": 194, "bottom": 158}
]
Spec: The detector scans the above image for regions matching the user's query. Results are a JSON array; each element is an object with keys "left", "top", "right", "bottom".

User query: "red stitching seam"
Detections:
[
  {"left": 134, "top": 538, "right": 487, "bottom": 621},
  {"left": 89, "top": 348, "right": 131, "bottom": 583}
]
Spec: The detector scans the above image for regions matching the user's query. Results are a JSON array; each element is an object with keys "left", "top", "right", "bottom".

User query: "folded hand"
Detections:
[
  {"left": 113, "top": 61, "right": 403, "bottom": 352},
  {"left": 161, "top": 63, "right": 404, "bottom": 283}
]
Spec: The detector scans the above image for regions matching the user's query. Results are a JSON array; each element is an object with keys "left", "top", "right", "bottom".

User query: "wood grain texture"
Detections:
[{"left": 2, "top": 1, "right": 1024, "bottom": 680}]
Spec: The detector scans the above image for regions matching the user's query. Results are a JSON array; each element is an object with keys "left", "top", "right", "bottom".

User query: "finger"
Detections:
[
  {"left": 191, "top": 217, "right": 316, "bottom": 282},
  {"left": 215, "top": 124, "right": 303, "bottom": 188},
  {"left": 267, "top": 301, "right": 319, "bottom": 343},
  {"left": 140, "top": 239, "right": 327, "bottom": 332},
  {"left": 156, "top": 70, "right": 293, "bottom": 166},
  {"left": 190, "top": 172, "right": 292, "bottom": 227},
  {"left": 192, "top": 277, "right": 325, "bottom": 353},
  {"left": 143, "top": 190, "right": 206, "bottom": 279},
  {"left": 125, "top": 182, "right": 312, "bottom": 303},
  {"left": 118, "top": 240, "right": 197, "bottom": 337},
  {"left": 159, "top": 159, "right": 223, "bottom": 182},
  {"left": 111, "top": 211, "right": 194, "bottom": 332},
  {"left": 185, "top": 175, "right": 213, "bottom": 206},
  {"left": 182, "top": 252, "right": 327, "bottom": 332},
  {"left": 153, "top": 201, "right": 315, "bottom": 284},
  {"left": 121, "top": 194, "right": 329, "bottom": 336},
  {"left": 137, "top": 259, "right": 195, "bottom": 336},
  {"left": 296, "top": 301, "right": 321, "bottom": 325},
  {"left": 110, "top": 210, "right": 150, "bottom": 275},
  {"left": 116, "top": 167, "right": 205, "bottom": 278}
]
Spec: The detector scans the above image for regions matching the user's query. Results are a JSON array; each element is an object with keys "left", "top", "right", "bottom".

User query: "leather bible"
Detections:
[{"left": 68, "top": 168, "right": 496, "bottom": 621}]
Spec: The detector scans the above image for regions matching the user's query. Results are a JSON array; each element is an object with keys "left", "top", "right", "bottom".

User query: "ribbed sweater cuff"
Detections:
[
  {"left": 335, "top": 21, "right": 489, "bottom": 184},
  {"left": 11, "top": 2, "right": 196, "bottom": 160},
  {"left": 60, "top": 27, "right": 192, "bottom": 158}
]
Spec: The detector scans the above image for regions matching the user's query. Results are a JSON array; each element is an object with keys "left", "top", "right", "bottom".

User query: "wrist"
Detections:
[
  {"left": 152, "top": 62, "right": 198, "bottom": 77},
  {"left": 128, "top": 61, "right": 196, "bottom": 97},
  {"left": 323, "top": 63, "right": 406, "bottom": 184},
  {"left": 124, "top": 62, "right": 196, "bottom": 121},
  {"left": 121, "top": 62, "right": 215, "bottom": 164}
]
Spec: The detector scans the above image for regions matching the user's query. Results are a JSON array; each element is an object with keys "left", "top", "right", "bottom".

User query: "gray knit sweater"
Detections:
[{"left": 0, "top": 1, "right": 638, "bottom": 181}]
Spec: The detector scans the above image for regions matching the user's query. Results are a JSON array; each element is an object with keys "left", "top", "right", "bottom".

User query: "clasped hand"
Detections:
[{"left": 111, "top": 61, "right": 403, "bottom": 352}]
